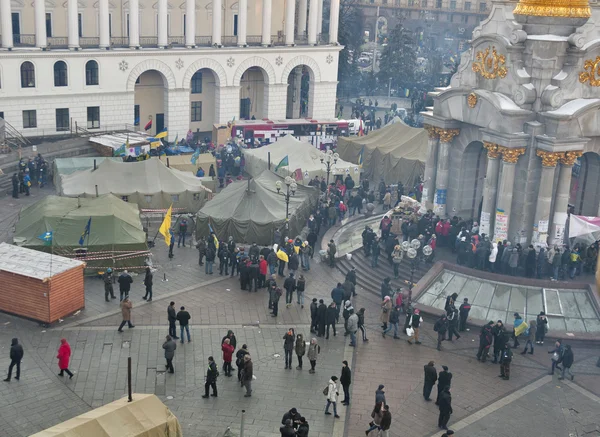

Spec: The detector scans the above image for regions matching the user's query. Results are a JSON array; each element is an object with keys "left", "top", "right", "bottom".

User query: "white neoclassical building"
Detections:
[{"left": 0, "top": 0, "right": 341, "bottom": 137}]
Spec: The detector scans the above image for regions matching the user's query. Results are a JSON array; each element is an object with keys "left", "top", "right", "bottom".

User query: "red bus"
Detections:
[{"left": 231, "top": 119, "right": 349, "bottom": 150}]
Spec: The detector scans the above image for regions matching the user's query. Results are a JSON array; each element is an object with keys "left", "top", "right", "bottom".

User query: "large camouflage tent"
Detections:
[{"left": 196, "top": 170, "right": 319, "bottom": 245}]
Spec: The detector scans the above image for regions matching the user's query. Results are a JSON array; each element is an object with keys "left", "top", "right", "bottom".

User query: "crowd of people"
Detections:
[{"left": 11, "top": 153, "right": 49, "bottom": 198}]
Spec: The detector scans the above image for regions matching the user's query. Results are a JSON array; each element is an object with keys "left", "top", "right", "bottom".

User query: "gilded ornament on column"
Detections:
[
  {"left": 536, "top": 150, "right": 562, "bottom": 167},
  {"left": 437, "top": 128, "right": 460, "bottom": 143},
  {"left": 579, "top": 56, "right": 600, "bottom": 87},
  {"left": 500, "top": 147, "right": 526, "bottom": 164},
  {"left": 483, "top": 142, "right": 501, "bottom": 159},
  {"left": 513, "top": 0, "right": 591, "bottom": 18},
  {"left": 424, "top": 124, "right": 440, "bottom": 139},
  {"left": 467, "top": 92, "right": 478, "bottom": 108},
  {"left": 472, "top": 46, "right": 508, "bottom": 80},
  {"left": 560, "top": 150, "right": 583, "bottom": 166}
]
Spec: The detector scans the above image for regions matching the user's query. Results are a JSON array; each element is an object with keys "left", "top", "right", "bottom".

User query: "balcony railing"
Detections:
[
  {"left": 222, "top": 35, "right": 237, "bottom": 46},
  {"left": 195, "top": 36, "right": 212, "bottom": 47},
  {"left": 47, "top": 36, "right": 68, "bottom": 48},
  {"left": 13, "top": 34, "right": 36, "bottom": 47},
  {"left": 80, "top": 37, "right": 100, "bottom": 48},
  {"left": 296, "top": 34, "right": 308, "bottom": 45},
  {"left": 140, "top": 36, "right": 158, "bottom": 47},
  {"left": 110, "top": 36, "right": 129, "bottom": 48},
  {"left": 271, "top": 34, "right": 285, "bottom": 46},
  {"left": 247, "top": 35, "right": 262, "bottom": 46},
  {"left": 168, "top": 36, "right": 185, "bottom": 47}
]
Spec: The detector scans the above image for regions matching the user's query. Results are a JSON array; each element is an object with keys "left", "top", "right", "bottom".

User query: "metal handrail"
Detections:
[
  {"left": 47, "top": 36, "right": 68, "bottom": 48},
  {"left": 80, "top": 37, "right": 100, "bottom": 48},
  {"left": 12, "top": 34, "right": 36, "bottom": 47},
  {"left": 168, "top": 36, "right": 185, "bottom": 46},
  {"left": 140, "top": 36, "right": 158, "bottom": 47},
  {"left": 222, "top": 36, "right": 237, "bottom": 46},
  {"left": 247, "top": 35, "right": 262, "bottom": 46},
  {"left": 195, "top": 36, "right": 212, "bottom": 46},
  {"left": 110, "top": 36, "right": 129, "bottom": 48}
]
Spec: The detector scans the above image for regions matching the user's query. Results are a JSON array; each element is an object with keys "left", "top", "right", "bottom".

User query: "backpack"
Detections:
[{"left": 323, "top": 385, "right": 329, "bottom": 396}]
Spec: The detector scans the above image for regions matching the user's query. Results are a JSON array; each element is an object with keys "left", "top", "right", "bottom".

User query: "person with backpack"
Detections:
[
  {"left": 324, "top": 375, "right": 340, "bottom": 418},
  {"left": 296, "top": 275, "right": 306, "bottom": 308},
  {"left": 434, "top": 314, "right": 449, "bottom": 351},
  {"left": 202, "top": 356, "right": 219, "bottom": 398}
]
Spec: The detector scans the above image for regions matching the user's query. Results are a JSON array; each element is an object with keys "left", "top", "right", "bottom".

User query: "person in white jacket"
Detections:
[
  {"left": 489, "top": 241, "right": 499, "bottom": 273},
  {"left": 325, "top": 376, "right": 340, "bottom": 418}
]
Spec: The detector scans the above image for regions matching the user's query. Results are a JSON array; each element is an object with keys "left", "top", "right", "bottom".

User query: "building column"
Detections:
[
  {"left": 98, "top": 0, "right": 110, "bottom": 50},
  {"left": 433, "top": 129, "right": 460, "bottom": 217},
  {"left": 316, "top": 0, "right": 323, "bottom": 39},
  {"left": 34, "top": 0, "right": 47, "bottom": 48},
  {"left": 308, "top": 81, "right": 337, "bottom": 118},
  {"left": 479, "top": 142, "right": 501, "bottom": 238},
  {"left": 550, "top": 151, "right": 582, "bottom": 246},
  {"left": 215, "top": 85, "right": 241, "bottom": 122},
  {"left": 328, "top": 0, "right": 339, "bottom": 44},
  {"left": 261, "top": 0, "right": 272, "bottom": 46},
  {"left": 494, "top": 147, "right": 526, "bottom": 243},
  {"left": 422, "top": 125, "right": 439, "bottom": 209},
  {"left": 185, "top": 0, "right": 195, "bottom": 47},
  {"left": 67, "top": 0, "right": 80, "bottom": 49},
  {"left": 291, "top": 67, "right": 303, "bottom": 117},
  {"left": 285, "top": 0, "right": 296, "bottom": 46},
  {"left": 158, "top": 0, "right": 168, "bottom": 48},
  {"left": 237, "top": 0, "right": 247, "bottom": 46},
  {"left": 129, "top": 0, "right": 140, "bottom": 48},
  {"left": 532, "top": 150, "right": 562, "bottom": 246},
  {"left": 1, "top": 0, "right": 14, "bottom": 49},
  {"left": 298, "top": 0, "right": 308, "bottom": 37},
  {"left": 307, "top": 0, "right": 318, "bottom": 45},
  {"left": 166, "top": 88, "right": 190, "bottom": 140},
  {"left": 212, "top": 0, "right": 222, "bottom": 46}
]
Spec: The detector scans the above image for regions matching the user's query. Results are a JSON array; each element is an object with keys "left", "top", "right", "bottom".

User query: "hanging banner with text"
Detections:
[{"left": 494, "top": 209, "right": 508, "bottom": 242}]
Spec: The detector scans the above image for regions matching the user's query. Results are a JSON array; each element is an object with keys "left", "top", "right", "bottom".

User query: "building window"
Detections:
[
  {"left": 450, "top": 0, "right": 456, "bottom": 9},
  {"left": 56, "top": 108, "right": 69, "bottom": 132},
  {"left": 191, "top": 71, "right": 202, "bottom": 93},
  {"left": 85, "top": 60, "right": 99, "bottom": 85},
  {"left": 134, "top": 105, "right": 140, "bottom": 125},
  {"left": 20, "top": 61, "right": 35, "bottom": 88},
  {"left": 46, "top": 12, "right": 52, "bottom": 37},
  {"left": 421, "top": 0, "right": 428, "bottom": 8},
  {"left": 78, "top": 13, "right": 83, "bottom": 37},
  {"left": 436, "top": 0, "right": 442, "bottom": 8},
  {"left": 87, "top": 106, "right": 100, "bottom": 129},
  {"left": 191, "top": 101, "right": 202, "bottom": 122},
  {"left": 479, "top": 2, "right": 486, "bottom": 11},
  {"left": 54, "top": 61, "right": 68, "bottom": 87},
  {"left": 23, "top": 110, "right": 37, "bottom": 128},
  {"left": 464, "top": 1, "right": 471, "bottom": 10}
]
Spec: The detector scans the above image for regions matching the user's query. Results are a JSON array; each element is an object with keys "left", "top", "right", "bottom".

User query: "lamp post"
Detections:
[
  {"left": 402, "top": 238, "right": 432, "bottom": 303},
  {"left": 320, "top": 149, "right": 340, "bottom": 187},
  {"left": 276, "top": 176, "right": 297, "bottom": 230}
]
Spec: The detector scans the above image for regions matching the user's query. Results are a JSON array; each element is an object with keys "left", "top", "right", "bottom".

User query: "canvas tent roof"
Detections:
[
  {"left": 196, "top": 170, "right": 319, "bottom": 245},
  {"left": 337, "top": 122, "right": 428, "bottom": 185},
  {"left": 59, "top": 158, "right": 211, "bottom": 212},
  {"left": 53, "top": 157, "right": 122, "bottom": 192},
  {"left": 243, "top": 135, "right": 361, "bottom": 185}
]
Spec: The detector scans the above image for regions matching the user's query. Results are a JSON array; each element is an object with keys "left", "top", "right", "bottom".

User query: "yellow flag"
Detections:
[
  {"left": 159, "top": 205, "right": 173, "bottom": 246},
  {"left": 155, "top": 130, "right": 168, "bottom": 139}
]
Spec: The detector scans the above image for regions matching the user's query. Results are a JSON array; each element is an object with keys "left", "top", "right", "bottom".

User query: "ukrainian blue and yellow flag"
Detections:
[{"left": 78, "top": 217, "right": 91, "bottom": 246}]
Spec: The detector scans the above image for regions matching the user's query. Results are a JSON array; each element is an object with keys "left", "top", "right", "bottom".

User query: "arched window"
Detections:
[
  {"left": 54, "top": 61, "right": 68, "bottom": 87},
  {"left": 85, "top": 60, "right": 99, "bottom": 86},
  {"left": 20, "top": 62, "right": 35, "bottom": 88}
]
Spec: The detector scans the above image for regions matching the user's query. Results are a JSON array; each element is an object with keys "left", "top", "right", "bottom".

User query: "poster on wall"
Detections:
[
  {"left": 538, "top": 220, "right": 549, "bottom": 233},
  {"left": 494, "top": 209, "right": 508, "bottom": 241},
  {"left": 554, "top": 224, "right": 565, "bottom": 244}
]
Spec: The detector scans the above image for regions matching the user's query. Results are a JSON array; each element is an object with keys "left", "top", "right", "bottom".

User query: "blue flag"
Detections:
[
  {"left": 37, "top": 231, "right": 53, "bottom": 245},
  {"left": 79, "top": 217, "right": 92, "bottom": 246},
  {"left": 358, "top": 146, "right": 365, "bottom": 168},
  {"left": 191, "top": 149, "right": 201, "bottom": 165}
]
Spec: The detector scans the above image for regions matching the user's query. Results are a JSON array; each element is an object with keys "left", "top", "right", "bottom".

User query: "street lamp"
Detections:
[
  {"left": 320, "top": 150, "right": 340, "bottom": 187},
  {"left": 402, "top": 238, "right": 432, "bottom": 303},
  {"left": 276, "top": 176, "right": 297, "bottom": 228}
]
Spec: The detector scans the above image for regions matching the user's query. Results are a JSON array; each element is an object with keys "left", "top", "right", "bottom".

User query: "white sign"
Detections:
[
  {"left": 422, "top": 187, "right": 428, "bottom": 199},
  {"left": 494, "top": 209, "right": 508, "bottom": 241},
  {"left": 32, "top": 145, "right": 37, "bottom": 152},
  {"left": 304, "top": 171, "right": 310, "bottom": 179},
  {"left": 354, "top": 167, "right": 359, "bottom": 173},
  {"left": 345, "top": 168, "right": 350, "bottom": 174},
  {"left": 538, "top": 220, "right": 549, "bottom": 233}
]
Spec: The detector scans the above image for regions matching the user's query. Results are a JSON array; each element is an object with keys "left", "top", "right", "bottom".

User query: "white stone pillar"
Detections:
[
  {"left": 533, "top": 151, "right": 561, "bottom": 246},
  {"left": 494, "top": 148, "right": 525, "bottom": 242},
  {"left": 158, "top": 0, "right": 168, "bottom": 48},
  {"left": 285, "top": 0, "right": 295, "bottom": 46},
  {"left": 298, "top": 0, "right": 308, "bottom": 38},
  {"left": 433, "top": 129, "right": 459, "bottom": 217},
  {"left": 238, "top": 0, "right": 247, "bottom": 46},
  {"left": 550, "top": 152, "right": 581, "bottom": 246},
  {"left": 480, "top": 143, "right": 501, "bottom": 238},
  {"left": 185, "top": 0, "right": 195, "bottom": 47},
  {"left": 34, "top": 0, "right": 47, "bottom": 48},
  {"left": 422, "top": 125, "right": 439, "bottom": 209},
  {"left": 1, "top": 0, "right": 14, "bottom": 49},
  {"left": 212, "top": 0, "right": 222, "bottom": 46},
  {"left": 329, "top": 0, "right": 339, "bottom": 44},
  {"left": 215, "top": 85, "right": 241, "bottom": 123},
  {"left": 98, "top": 0, "right": 110, "bottom": 48},
  {"left": 307, "top": 0, "right": 318, "bottom": 45},
  {"left": 261, "top": 0, "right": 272, "bottom": 46},
  {"left": 316, "top": 0, "right": 323, "bottom": 39},
  {"left": 67, "top": 0, "right": 80, "bottom": 49},
  {"left": 129, "top": 0, "right": 140, "bottom": 48}
]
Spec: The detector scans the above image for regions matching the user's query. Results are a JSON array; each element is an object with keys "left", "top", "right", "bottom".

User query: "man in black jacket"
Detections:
[
  {"left": 317, "top": 299, "right": 327, "bottom": 337},
  {"left": 118, "top": 270, "right": 133, "bottom": 302},
  {"left": 4, "top": 338, "right": 24, "bottom": 382},
  {"left": 434, "top": 315, "right": 449, "bottom": 351},
  {"left": 436, "top": 365, "right": 452, "bottom": 405},
  {"left": 458, "top": 298, "right": 471, "bottom": 331},
  {"left": 423, "top": 361, "right": 437, "bottom": 401},
  {"left": 176, "top": 306, "right": 191, "bottom": 343},
  {"left": 284, "top": 273, "right": 297, "bottom": 308},
  {"left": 340, "top": 360, "right": 352, "bottom": 405},
  {"left": 491, "top": 320, "right": 506, "bottom": 364},
  {"left": 310, "top": 298, "right": 319, "bottom": 333},
  {"left": 326, "top": 302, "right": 337, "bottom": 339},
  {"left": 437, "top": 386, "right": 453, "bottom": 430},
  {"left": 281, "top": 408, "right": 301, "bottom": 429},
  {"left": 201, "top": 356, "right": 218, "bottom": 398},
  {"left": 476, "top": 321, "right": 494, "bottom": 362},
  {"left": 167, "top": 301, "right": 179, "bottom": 339}
]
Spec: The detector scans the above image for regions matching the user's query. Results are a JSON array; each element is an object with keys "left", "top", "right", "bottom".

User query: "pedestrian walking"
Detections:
[
  {"left": 201, "top": 356, "right": 219, "bottom": 398},
  {"left": 242, "top": 354, "right": 253, "bottom": 396},
  {"left": 310, "top": 298, "right": 319, "bottom": 333},
  {"left": 347, "top": 309, "right": 359, "bottom": 347},
  {"left": 167, "top": 301, "right": 179, "bottom": 339},
  {"left": 499, "top": 344, "right": 513, "bottom": 380},
  {"left": 162, "top": 335, "right": 177, "bottom": 373},
  {"left": 549, "top": 339, "right": 565, "bottom": 375},
  {"left": 434, "top": 314, "right": 449, "bottom": 351},
  {"left": 324, "top": 375, "right": 340, "bottom": 418},
  {"left": 196, "top": 237, "right": 206, "bottom": 266},
  {"left": 283, "top": 328, "right": 295, "bottom": 369},
  {"left": 295, "top": 333, "right": 306, "bottom": 370},
  {"left": 4, "top": 338, "right": 23, "bottom": 382},
  {"left": 236, "top": 344, "right": 249, "bottom": 383},
  {"left": 142, "top": 266, "right": 153, "bottom": 301},
  {"left": 103, "top": 268, "right": 116, "bottom": 301},
  {"left": 407, "top": 308, "right": 423, "bottom": 345},
  {"left": 423, "top": 361, "right": 437, "bottom": 401},
  {"left": 458, "top": 298, "right": 471, "bottom": 331},
  {"left": 379, "top": 405, "right": 392, "bottom": 437},
  {"left": 117, "top": 298, "right": 135, "bottom": 332},
  {"left": 340, "top": 360, "right": 351, "bottom": 405},
  {"left": 375, "top": 384, "right": 386, "bottom": 405},
  {"left": 380, "top": 296, "right": 392, "bottom": 331},
  {"left": 317, "top": 299, "right": 327, "bottom": 337},
  {"left": 357, "top": 307, "right": 369, "bottom": 342},
  {"left": 117, "top": 270, "right": 133, "bottom": 301},
  {"left": 176, "top": 306, "right": 191, "bottom": 343},
  {"left": 476, "top": 321, "right": 494, "bottom": 362},
  {"left": 307, "top": 338, "right": 320, "bottom": 373},
  {"left": 296, "top": 275, "right": 306, "bottom": 308},
  {"left": 271, "top": 287, "right": 283, "bottom": 317},
  {"left": 222, "top": 338, "right": 234, "bottom": 377},
  {"left": 284, "top": 273, "right": 297, "bottom": 308},
  {"left": 326, "top": 302, "right": 337, "bottom": 339},
  {"left": 365, "top": 402, "right": 383, "bottom": 435},
  {"left": 559, "top": 345, "right": 575, "bottom": 381},
  {"left": 437, "top": 387, "right": 453, "bottom": 430},
  {"left": 436, "top": 366, "right": 452, "bottom": 405},
  {"left": 447, "top": 307, "right": 461, "bottom": 341},
  {"left": 382, "top": 305, "right": 400, "bottom": 338},
  {"left": 56, "top": 338, "right": 74, "bottom": 379}
]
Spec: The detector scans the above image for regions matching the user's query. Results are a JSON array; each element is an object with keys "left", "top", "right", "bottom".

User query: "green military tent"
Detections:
[
  {"left": 13, "top": 194, "right": 149, "bottom": 271},
  {"left": 53, "top": 157, "right": 122, "bottom": 193},
  {"left": 196, "top": 170, "right": 319, "bottom": 245}
]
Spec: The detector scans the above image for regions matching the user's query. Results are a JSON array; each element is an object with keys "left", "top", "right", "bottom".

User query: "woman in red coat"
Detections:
[
  {"left": 57, "top": 338, "right": 74, "bottom": 379},
  {"left": 222, "top": 338, "right": 235, "bottom": 377}
]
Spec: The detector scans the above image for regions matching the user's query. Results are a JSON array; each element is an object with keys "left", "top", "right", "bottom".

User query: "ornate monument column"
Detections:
[
  {"left": 480, "top": 142, "right": 501, "bottom": 238},
  {"left": 433, "top": 129, "right": 460, "bottom": 217},
  {"left": 494, "top": 147, "right": 526, "bottom": 242},
  {"left": 550, "top": 151, "right": 583, "bottom": 246},
  {"left": 533, "top": 151, "right": 562, "bottom": 245},
  {"left": 422, "top": 125, "right": 440, "bottom": 209}
]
